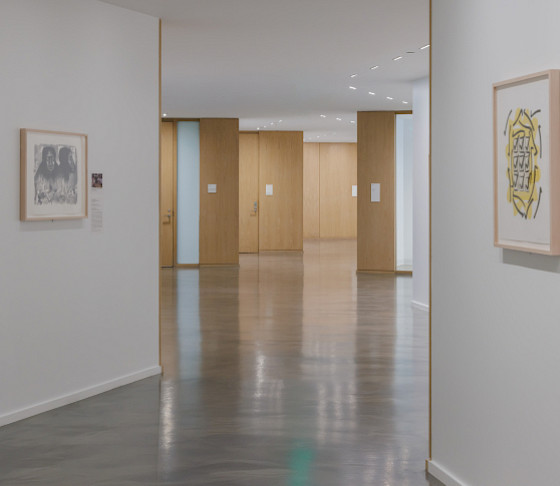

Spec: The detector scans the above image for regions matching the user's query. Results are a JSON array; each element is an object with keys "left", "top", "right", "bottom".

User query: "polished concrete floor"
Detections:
[{"left": 0, "top": 239, "right": 441, "bottom": 485}]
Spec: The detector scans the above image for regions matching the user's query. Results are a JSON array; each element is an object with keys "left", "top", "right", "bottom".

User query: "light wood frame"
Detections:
[
  {"left": 20, "top": 128, "right": 88, "bottom": 221},
  {"left": 493, "top": 70, "right": 560, "bottom": 254}
]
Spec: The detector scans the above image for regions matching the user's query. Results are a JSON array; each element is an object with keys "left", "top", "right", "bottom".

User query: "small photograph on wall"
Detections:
[
  {"left": 494, "top": 70, "right": 560, "bottom": 254},
  {"left": 20, "top": 128, "right": 87, "bottom": 221},
  {"left": 92, "top": 173, "right": 103, "bottom": 188}
]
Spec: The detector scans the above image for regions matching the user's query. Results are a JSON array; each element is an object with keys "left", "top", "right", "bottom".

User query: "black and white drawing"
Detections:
[
  {"left": 21, "top": 129, "right": 87, "bottom": 221},
  {"left": 34, "top": 144, "right": 78, "bottom": 205}
]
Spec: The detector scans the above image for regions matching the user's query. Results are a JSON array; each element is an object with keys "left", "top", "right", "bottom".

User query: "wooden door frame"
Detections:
[
  {"left": 160, "top": 120, "right": 177, "bottom": 268},
  {"left": 239, "top": 131, "right": 260, "bottom": 253}
]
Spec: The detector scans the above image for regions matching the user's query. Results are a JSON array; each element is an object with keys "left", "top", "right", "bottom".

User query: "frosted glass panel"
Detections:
[
  {"left": 396, "top": 115, "right": 413, "bottom": 271},
  {"left": 176, "top": 121, "right": 200, "bottom": 264}
]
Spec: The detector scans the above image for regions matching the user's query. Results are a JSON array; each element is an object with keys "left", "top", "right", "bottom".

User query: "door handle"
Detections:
[{"left": 163, "top": 209, "right": 172, "bottom": 224}]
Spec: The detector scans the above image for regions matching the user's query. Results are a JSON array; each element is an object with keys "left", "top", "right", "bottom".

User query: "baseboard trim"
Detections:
[
  {"left": 427, "top": 460, "right": 469, "bottom": 486},
  {"left": 0, "top": 365, "right": 161, "bottom": 427},
  {"left": 412, "top": 300, "right": 430, "bottom": 311}
]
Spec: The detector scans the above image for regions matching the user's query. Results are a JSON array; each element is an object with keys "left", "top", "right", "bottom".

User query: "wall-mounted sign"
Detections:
[
  {"left": 265, "top": 184, "right": 273, "bottom": 196},
  {"left": 352, "top": 185, "right": 357, "bottom": 197},
  {"left": 92, "top": 173, "right": 103, "bottom": 188},
  {"left": 371, "top": 183, "right": 380, "bottom": 202},
  {"left": 208, "top": 184, "right": 217, "bottom": 193}
]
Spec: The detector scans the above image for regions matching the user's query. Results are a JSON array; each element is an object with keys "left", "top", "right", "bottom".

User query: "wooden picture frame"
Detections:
[
  {"left": 20, "top": 128, "right": 88, "bottom": 221},
  {"left": 493, "top": 70, "right": 560, "bottom": 254}
]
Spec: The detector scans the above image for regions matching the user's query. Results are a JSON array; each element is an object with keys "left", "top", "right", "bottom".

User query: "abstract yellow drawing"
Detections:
[{"left": 504, "top": 108, "right": 542, "bottom": 219}]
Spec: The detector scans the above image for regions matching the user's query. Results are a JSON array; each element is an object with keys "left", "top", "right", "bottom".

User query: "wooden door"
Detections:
[
  {"left": 303, "top": 143, "right": 320, "bottom": 238},
  {"left": 320, "top": 143, "right": 357, "bottom": 238},
  {"left": 239, "top": 133, "right": 259, "bottom": 253},
  {"left": 258, "top": 131, "right": 303, "bottom": 251},
  {"left": 160, "top": 121, "right": 175, "bottom": 267}
]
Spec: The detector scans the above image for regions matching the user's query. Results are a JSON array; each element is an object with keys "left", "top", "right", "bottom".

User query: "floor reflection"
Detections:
[
  {"left": 157, "top": 239, "right": 436, "bottom": 485},
  {"left": 0, "top": 239, "right": 440, "bottom": 486}
]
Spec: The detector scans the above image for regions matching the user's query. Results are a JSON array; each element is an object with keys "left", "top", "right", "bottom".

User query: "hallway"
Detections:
[{"left": 0, "top": 239, "right": 438, "bottom": 485}]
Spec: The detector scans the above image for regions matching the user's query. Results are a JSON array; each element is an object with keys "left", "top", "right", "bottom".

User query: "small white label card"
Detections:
[
  {"left": 91, "top": 194, "right": 103, "bottom": 232},
  {"left": 208, "top": 184, "right": 217, "bottom": 193},
  {"left": 371, "top": 183, "right": 381, "bottom": 202},
  {"left": 265, "top": 184, "right": 273, "bottom": 196},
  {"left": 352, "top": 185, "right": 358, "bottom": 197}
]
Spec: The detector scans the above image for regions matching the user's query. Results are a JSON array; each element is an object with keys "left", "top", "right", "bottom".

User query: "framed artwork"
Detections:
[
  {"left": 494, "top": 70, "right": 560, "bottom": 254},
  {"left": 20, "top": 128, "right": 88, "bottom": 221}
]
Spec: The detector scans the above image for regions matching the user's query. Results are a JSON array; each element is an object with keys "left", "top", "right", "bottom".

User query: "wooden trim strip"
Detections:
[
  {"left": 158, "top": 18, "right": 163, "bottom": 371},
  {"left": 428, "top": 0, "right": 433, "bottom": 463}
]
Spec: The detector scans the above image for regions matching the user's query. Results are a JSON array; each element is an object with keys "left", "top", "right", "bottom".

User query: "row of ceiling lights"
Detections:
[
  {"left": 346, "top": 43, "right": 430, "bottom": 105},
  {"left": 161, "top": 46, "right": 429, "bottom": 120},
  {"left": 320, "top": 114, "right": 356, "bottom": 124},
  {"left": 348, "top": 86, "right": 410, "bottom": 105},
  {"left": 303, "top": 44, "right": 430, "bottom": 138},
  {"left": 257, "top": 119, "right": 283, "bottom": 130}
]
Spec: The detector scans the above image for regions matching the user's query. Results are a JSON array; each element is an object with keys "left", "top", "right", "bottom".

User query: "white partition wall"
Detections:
[
  {"left": 396, "top": 114, "right": 413, "bottom": 271},
  {"left": 430, "top": 1, "right": 560, "bottom": 485},
  {"left": 0, "top": 0, "right": 160, "bottom": 426},
  {"left": 176, "top": 121, "right": 200, "bottom": 265},
  {"left": 412, "top": 78, "right": 430, "bottom": 310}
]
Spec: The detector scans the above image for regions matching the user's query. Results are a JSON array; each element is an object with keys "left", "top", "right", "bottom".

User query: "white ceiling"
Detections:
[{"left": 101, "top": 0, "right": 429, "bottom": 142}]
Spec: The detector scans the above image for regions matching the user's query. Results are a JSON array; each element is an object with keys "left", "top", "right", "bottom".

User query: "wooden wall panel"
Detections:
[
  {"left": 357, "top": 112, "right": 395, "bottom": 271},
  {"left": 303, "top": 143, "right": 320, "bottom": 238},
  {"left": 259, "top": 131, "right": 303, "bottom": 251},
  {"left": 319, "top": 143, "right": 357, "bottom": 238},
  {"left": 239, "top": 133, "right": 259, "bottom": 253},
  {"left": 199, "top": 119, "right": 239, "bottom": 264}
]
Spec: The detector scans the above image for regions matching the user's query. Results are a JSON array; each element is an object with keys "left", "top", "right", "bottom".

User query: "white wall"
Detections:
[
  {"left": 396, "top": 114, "right": 414, "bottom": 269},
  {"left": 176, "top": 121, "right": 200, "bottom": 264},
  {"left": 430, "top": 2, "right": 560, "bottom": 485},
  {"left": 0, "top": 0, "right": 160, "bottom": 426},
  {"left": 412, "top": 77, "right": 430, "bottom": 309}
]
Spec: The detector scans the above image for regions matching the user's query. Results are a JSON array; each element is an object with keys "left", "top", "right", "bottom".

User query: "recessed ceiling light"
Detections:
[
  {"left": 393, "top": 56, "right": 403, "bottom": 61},
  {"left": 420, "top": 44, "right": 430, "bottom": 50},
  {"left": 386, "top": 96, "right": 394, "bottom": 100},
  {"left": 278, "top": 120, "right": 283, "bottom": 123},
  {"left": 336, "top": 117, "right": 342, "bottom": 121},
  {"left": 350, "top": 121, "right": 356, "bottom": 124},
  {"left": 368, "top": 91, "right": 375, "bottom": 95},
  {"left": 162, "top": 113, "right": 167, "bottom": 117},
  {"left": 270, "top": 122, "right": 275, "bottom": 125},
  {"left": 349, "top": 86, "right": 357, "bottom": 90},
  {"left": 350, "top": 73, "right": 358, "bottom": 78},
  {"left": 320, "top": 114, "right": 326, "bottom": 118},
  {"left": 402, "top": 101, "right": 409, "bottom": 104},
  {"left": 370, "top": 65, "right": 379, "bottom": 70}
]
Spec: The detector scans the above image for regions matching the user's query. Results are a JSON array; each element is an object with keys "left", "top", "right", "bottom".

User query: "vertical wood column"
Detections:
[
  {"left": 199, "top": 118, "right": 239, "bottom": 265},
  {"left": 259, "top": 131, "right": 303, "bottom": 251},
  {"left": 357, "top": 112, "right": 395, "bottom": 271},
  {"left": 303, "top": 143, "right": 320, "bottom": 238}
]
